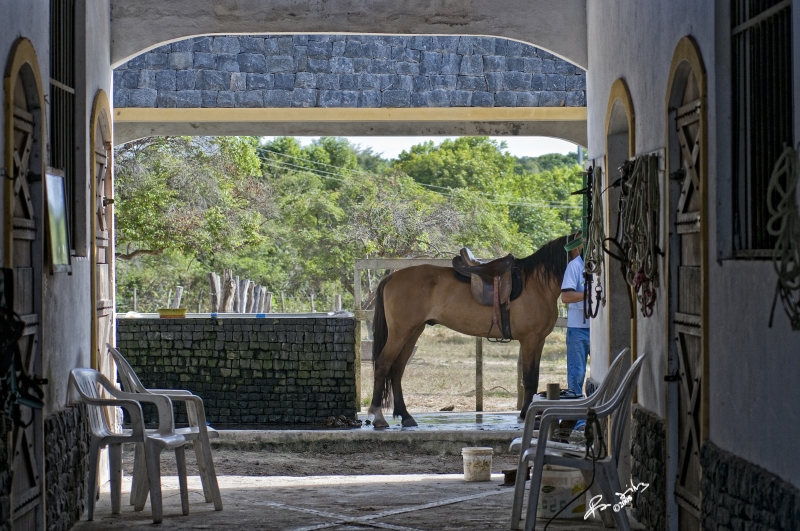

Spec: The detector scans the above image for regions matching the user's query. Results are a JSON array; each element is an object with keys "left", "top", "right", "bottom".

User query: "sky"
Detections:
[{"left": 261, "top": 136, "right": 579, "bottom": 160}]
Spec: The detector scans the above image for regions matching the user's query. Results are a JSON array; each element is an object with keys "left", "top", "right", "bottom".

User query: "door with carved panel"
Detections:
[
  {"left": 93, "top": 135, "right": 114, "bottom": 380},
  {"left": 9, "top": 68, "right": 45, "bottom": 531},
  {"left": 670, "top": 70, "right": 703, "bottom": 531}
]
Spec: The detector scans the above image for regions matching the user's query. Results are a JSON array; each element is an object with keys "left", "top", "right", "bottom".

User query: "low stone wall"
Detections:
[
  {"left": 630, "top": 404, "right": 667, "bottom": 531},
  {"left": 44, "top": 403, "right": 90, "bottom": 531},
  {"left": 116, "top": 316, "right": 357, "bottom": 426},
  {"left": 0, "top": 418, "right": 10, "bottom": 531},
  {"left": 701, "top": 441, "right": 800, "bottom": 531}
]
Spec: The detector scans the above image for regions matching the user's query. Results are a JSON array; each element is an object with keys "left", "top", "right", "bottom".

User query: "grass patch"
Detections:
[{"left": 362, "top": 325, "right": 572, "bottom": 413}]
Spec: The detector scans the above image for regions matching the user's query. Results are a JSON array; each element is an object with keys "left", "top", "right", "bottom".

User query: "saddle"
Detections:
[{"left": 452, "top": 248, "right": 519, "bottom": 341}]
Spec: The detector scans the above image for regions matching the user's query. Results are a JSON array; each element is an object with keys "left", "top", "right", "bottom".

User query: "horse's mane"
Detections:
[{"left": 517, "top": 235, "right": 571, "bottom": 286}]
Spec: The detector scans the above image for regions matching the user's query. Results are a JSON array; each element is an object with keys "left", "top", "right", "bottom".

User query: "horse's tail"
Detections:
[{"left": 372, "top": 274, "right": 392, "bottom": 409}]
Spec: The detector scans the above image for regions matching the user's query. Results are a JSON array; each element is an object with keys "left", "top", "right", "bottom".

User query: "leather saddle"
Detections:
[{"left": 452, "top": 248, "right": 519, "bottom": 341}]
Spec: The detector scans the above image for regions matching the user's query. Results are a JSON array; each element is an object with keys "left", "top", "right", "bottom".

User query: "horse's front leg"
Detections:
[
  {"left": 518, "top": 337, "right": 546, "bottom": 420},
  {"left": 390, "top": 326, "right": 425, "bottom": 427}
]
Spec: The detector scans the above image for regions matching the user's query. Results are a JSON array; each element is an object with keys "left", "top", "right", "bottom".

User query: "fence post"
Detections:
[
  {"left": 355, "top": 318, "right": 362, "bottom": 417},
  {"left": 133, "top": 287, "right": 137, "bottom": 312},
  {"left": 334, "top": 294, "right": 342, "bottom": 311},
  {"left": 172, "top": 286, "right": 183, "bottom": 309},
  {"left": 476, "top": 336, "right": 483, "bottom": 412}
]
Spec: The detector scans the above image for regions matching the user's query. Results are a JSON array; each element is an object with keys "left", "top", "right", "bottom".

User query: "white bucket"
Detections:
[
  {"left": 536, "top": 465, "right": 587, "bottom": 519},
  {"left": 461, "top": 447, "right": 493, "bottom": 481}
]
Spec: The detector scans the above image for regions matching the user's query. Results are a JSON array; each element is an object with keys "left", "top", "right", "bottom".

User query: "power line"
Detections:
[
  {"left": 259, "top": 148, "right": 581, "bottom": 210},
  {"left": 260, "top": 158, "right": 581, "bottom": 210}
]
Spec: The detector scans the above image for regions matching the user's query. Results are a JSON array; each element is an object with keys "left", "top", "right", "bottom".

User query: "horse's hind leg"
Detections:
[
  {"left": 369, "top": 327, "right": 418, "bottom": 429},
  {"left": 390, "top": 325, "right": 425, "bottom": 427}
]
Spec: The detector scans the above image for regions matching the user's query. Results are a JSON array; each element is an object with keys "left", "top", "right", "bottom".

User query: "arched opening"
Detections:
[
  {"left": 665, "top": 36, "right": 707, "bottom": 531},
  {"left": 604, "top": 79, "right": 635, "bottom": 372},
  {"left": 3, "top": 36, "right": 46, "bottom": 529}
]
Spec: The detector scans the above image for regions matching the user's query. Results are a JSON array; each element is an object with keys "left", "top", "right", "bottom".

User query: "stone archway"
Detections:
[{"left": 109, "top": 0, "right": 588, "bottom": 68}]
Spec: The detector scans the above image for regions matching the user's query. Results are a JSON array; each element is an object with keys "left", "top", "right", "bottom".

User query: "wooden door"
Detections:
[
  {"left": 10, "top": 72, "right": 44, "bottom": 531},
  {"left": 93, "top": 140, "right": 113, "bottom": 378},
  {"left": 671, "top": 71, "right": 702, "bottom": 530}
]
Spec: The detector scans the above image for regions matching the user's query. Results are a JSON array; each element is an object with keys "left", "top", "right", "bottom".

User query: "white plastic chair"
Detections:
[
  {"left": 107, "top": 345, "right": 222, "bottom": 511},
  {"left": 516, "top": 353, "right": 648, "bottom": 531},
  {"left": 69, "top": 368, "right": 189, "bottom": 524},
  {"left": 510, "top": 348, "right": 631, "bottom": 529}
]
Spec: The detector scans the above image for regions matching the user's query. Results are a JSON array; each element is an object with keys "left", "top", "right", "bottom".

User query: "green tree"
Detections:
[
  {"left": 394, "top": 137, "right": 516, "bottom": 191},
  {"left": 114, "top": 136, "right": 271, "bottom": 262}
]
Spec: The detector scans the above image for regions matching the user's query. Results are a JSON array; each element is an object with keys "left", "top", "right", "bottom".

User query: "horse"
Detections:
[{"left": 368, "top": 234, "right": 572, "bottom": 428}]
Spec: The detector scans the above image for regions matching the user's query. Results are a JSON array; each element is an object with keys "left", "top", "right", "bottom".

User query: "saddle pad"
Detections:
[{"left": 453, "top": 268, "right": 523, "bottom": 301}]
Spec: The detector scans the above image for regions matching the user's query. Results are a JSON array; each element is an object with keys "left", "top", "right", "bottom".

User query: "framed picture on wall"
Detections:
[{"left": 45, "top": 171, "right": 72, "bottom": 273}]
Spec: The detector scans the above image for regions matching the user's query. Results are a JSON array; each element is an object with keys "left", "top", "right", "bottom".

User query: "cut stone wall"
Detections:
[
  {"left": 44, "top": 403, "right": 90, "bottom": 531},
  {"left": 701, "top": 440, "right": 800, "bottom": 531},
  {"left": 630, "top": 404, "right": 667, "bottom": 531},
  {"left": 114, "top": 35, "right": 585, "bottom": 109},
  {"left": 115, "top": 316, "right": 357, "bottom": 426}
]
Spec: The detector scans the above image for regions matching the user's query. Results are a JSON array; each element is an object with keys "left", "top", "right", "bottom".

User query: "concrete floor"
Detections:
[{"left": 73, "top": 474, "right": 643, "bottom": 531}]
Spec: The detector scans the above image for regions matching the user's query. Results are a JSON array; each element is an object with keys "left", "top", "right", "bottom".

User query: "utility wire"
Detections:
[
  {"left": 260, "top": 151, "right": 581, "bottom": 210},
  {"left": 259, "top": 147, "right": 582, "bottom": 209}
]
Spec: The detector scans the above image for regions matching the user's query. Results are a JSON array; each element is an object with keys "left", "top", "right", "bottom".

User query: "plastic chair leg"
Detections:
[
  {"left": 198, "top": 436, "right": 222, "bottom": 511},
  {"left": 144, "top": 442, "right": 164, "bottom": 524},
  {"left": 193, "top": 440, "right": 212, "bottom": 503},
  {"left": 109, "top": 443, "right": 122, "bottom": 515},
  {"left": 579, "top": 468, "right": 615, "bottom": 528},
  {"left": 175, "top": 446, "right": 190, "bottom": 516},
  {"left": 132, "top": 448, "right": 150, "bottom": 511},
  {"left": 86, "top": 440, "right": 101, "bottom": 521},
  {"left": 130, "top": 442, "right": 145, "bottom": 506},
  {"left": 601, "top": 462, "right": 631, "bottom": 531},
  {"left": 510, "top": 455, "right": 531, "bottom": 529}
]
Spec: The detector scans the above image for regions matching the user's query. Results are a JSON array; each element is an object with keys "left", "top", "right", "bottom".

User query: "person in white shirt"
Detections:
[{"left": 560, "top": 236, "right": 590, "bottom": 398}]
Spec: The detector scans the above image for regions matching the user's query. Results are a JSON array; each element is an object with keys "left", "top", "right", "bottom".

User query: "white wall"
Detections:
[
  {"left": 1, "top": 0, "right": 112, "bottom": 415},
  {"left": 588, "top": 0, "right": 800, "bottom": 488}
]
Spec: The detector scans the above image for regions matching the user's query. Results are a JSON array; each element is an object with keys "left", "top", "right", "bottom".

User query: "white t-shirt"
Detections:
[{"left": 561, "top": 255, "right": 589, "bottom": 329}]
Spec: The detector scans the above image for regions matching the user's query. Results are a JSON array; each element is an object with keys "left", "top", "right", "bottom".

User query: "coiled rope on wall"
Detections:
[
  {"left": 584, "top": 166, "right": 605, "bottom": 318},
  {"left": 609, "top": 154, "right": 660, "bottom": 317},
  {"left": 767, "top": 145, "right": 800, "bottom": 330}
]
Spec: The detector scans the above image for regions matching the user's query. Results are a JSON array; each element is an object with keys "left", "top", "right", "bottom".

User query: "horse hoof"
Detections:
[
  {"left": 372, "top": 419, "right": 390, "bottom": 429},
  {"left": 402, "top": 418, "right": 418, "bottom": 427}
]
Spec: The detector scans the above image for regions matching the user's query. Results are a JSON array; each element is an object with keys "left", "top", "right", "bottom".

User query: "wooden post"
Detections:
[
  {"left": 280, "top": 292, "right": 286, "bottom": 313},
  {"left": 334, "top": 294, "right": 342, "bottom": 311},
  {"left": 172, "top": 286, "right": 183, "bottom": 309},
  {"left": 263, "top": 291, "right": 272, "bottom": 313},
  {"left": 221, "top": 269, "right": 236, "bottom": 313},
  {"left": 209, "top": 272, "right": 221, "bottom": 312},
  {"left": 133, "top": 287, "right": 137, "bottom": 312},
  {"left": 166, "top": 289, "right": 172, "bottom": 309},
  {"left": 246, "top": 281, "right": 256, "bottom": 312},
  {"left": 233, "top": 275, "right": 241, "bottom": 312},
  {"left": 476, "top": 336, "right": 483, "bottom": 412},
  {"left": 517, "top": 356, "right": 524, "bottom": 410},
  {"left": 310, "top": 294, "right": 315, "bottom": 313}
]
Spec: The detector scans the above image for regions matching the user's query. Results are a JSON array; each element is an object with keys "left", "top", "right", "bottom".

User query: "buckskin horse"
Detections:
[{"left": 369, "top": 234, "right": 572, "bottom": 428}]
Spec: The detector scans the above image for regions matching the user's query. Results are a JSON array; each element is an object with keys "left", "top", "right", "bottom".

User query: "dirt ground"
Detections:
[
  {"left": 122, "top": 446, "right": 521, "bottom": 478},
  {"left": 361, "top": 325, "right": 576, "bottom": 413}
]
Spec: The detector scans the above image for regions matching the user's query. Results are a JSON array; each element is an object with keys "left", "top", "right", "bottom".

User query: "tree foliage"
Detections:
[{"left": 114, "top": 135, "right": 583, "bottom": 312}]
